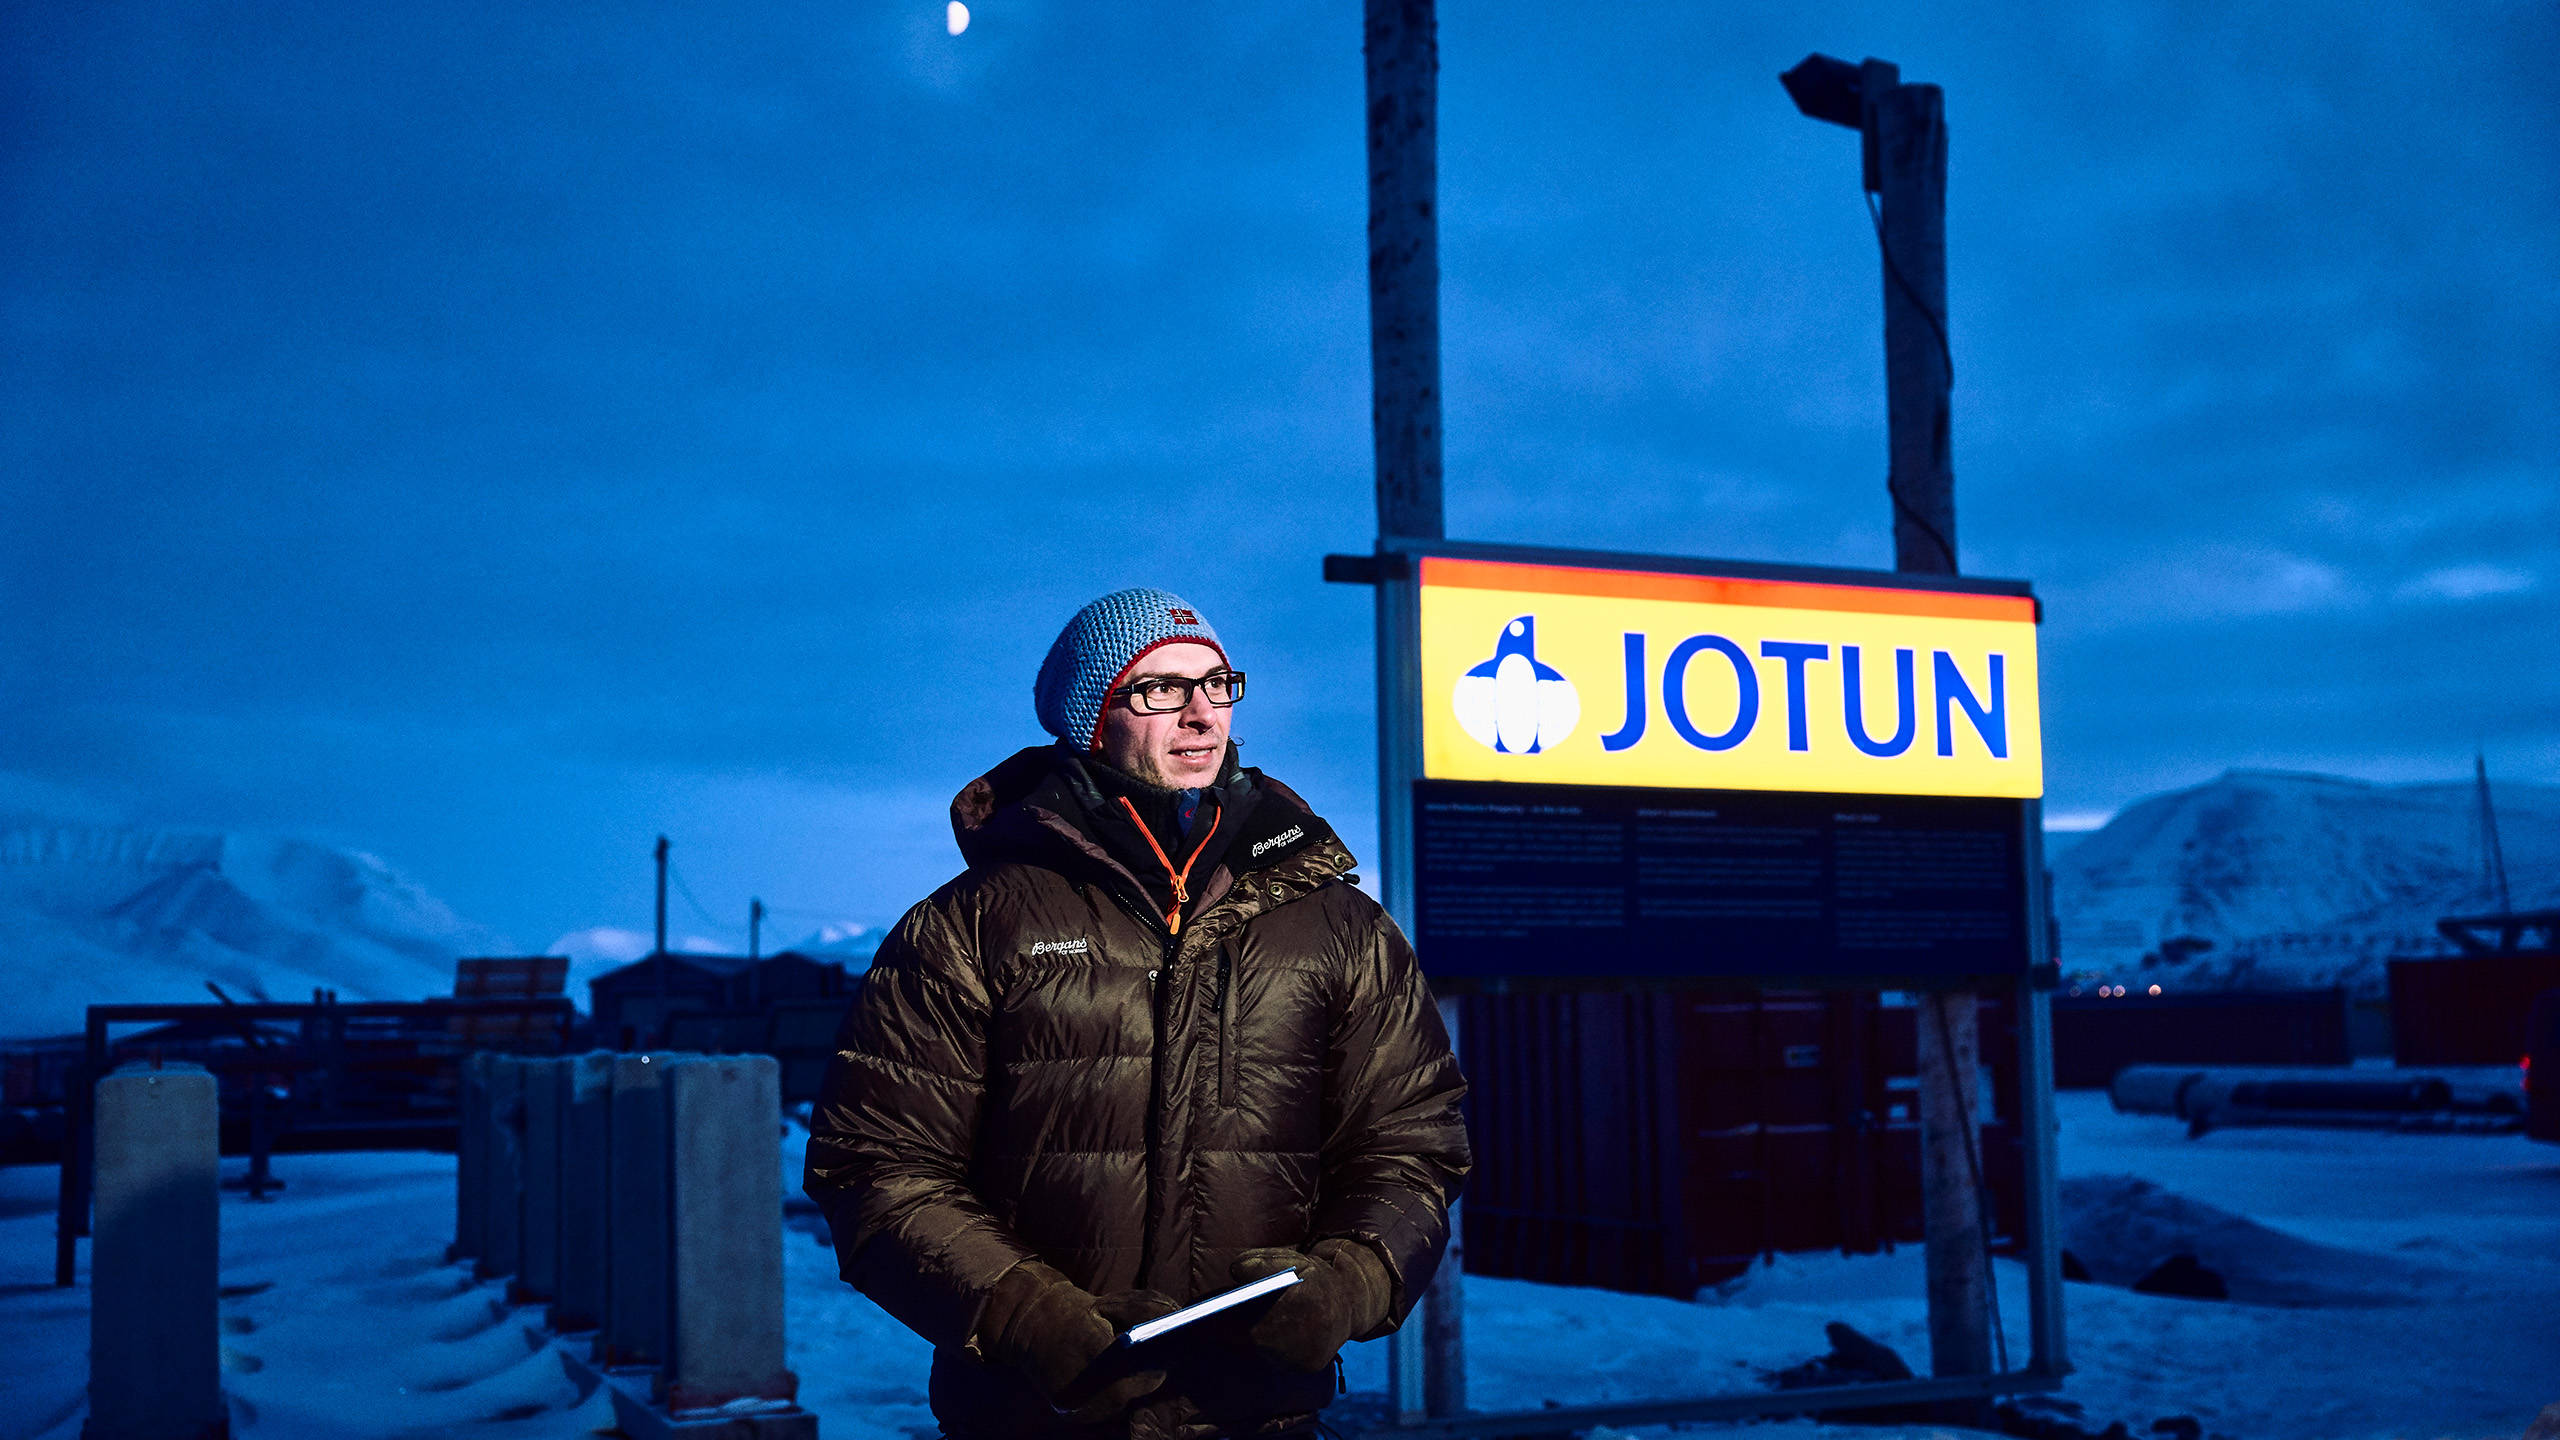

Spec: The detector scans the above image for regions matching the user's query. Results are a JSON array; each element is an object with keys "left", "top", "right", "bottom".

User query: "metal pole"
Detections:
[
  {"left": 2015, "top": 805, "right": 2068, "bottom": 1377},
  {"left": 57, "top": 1010, "right": 109, "bottom": 1286},
  {"left": 1374, "top": 558, "right": 1444, "bottom": 1423},
  {"left": 54, "top": 1057, "right": 88, "bottom": 1286},
  {"left": 1382, "top": 558, "right": 1443, "bottom": 1414},
  {"left": 2475, "top": 754, "right": 2512, "bottom": 912},
  {"left": 749, "top": 898, "right": 764, "bottom": 962},
  {"left": 244, "top": 1069, "right": 274, "bottom": 1199},
  {"left": 1366, "top": 0, "right": 1455, "bottom": 1418}
]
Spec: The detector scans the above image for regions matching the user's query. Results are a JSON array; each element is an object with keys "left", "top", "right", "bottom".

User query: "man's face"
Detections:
[{"left": 1095, "top": 641, "right": 1232, "bottom": 789}]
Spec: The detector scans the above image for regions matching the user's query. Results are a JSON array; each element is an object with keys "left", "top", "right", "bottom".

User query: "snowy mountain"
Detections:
[
  {"left": 0, "top": 821, "right": 512, "bottom": 1038},
  {"left": 787, "top": 922, "right": 885, "bottom": 968},
  {"left": 2051, "top": 770, "right": 2560, "bottom": 996}
]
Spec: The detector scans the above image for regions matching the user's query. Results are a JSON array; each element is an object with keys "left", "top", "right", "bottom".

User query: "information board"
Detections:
[
  {"left": 1392, "top": 546, "right": 2044, "bottom": 983},
  {"left": 1413, "top": 779, "right": 2028, "bottom": 980}
]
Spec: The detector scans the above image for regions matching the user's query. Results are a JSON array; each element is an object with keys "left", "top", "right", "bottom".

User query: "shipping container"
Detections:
[
  {"left": 2, "top": 1036, "right": 85, "bottom": 1109},
  {"left": 1457, "top": 989, "right": 2023, "bottom": 1298},
  {"left": 2527, "top": 991, "right": 2559, "bottom": 1144},
  {"left": 449, "top": 955, "right": 571, "bottom": 1045},
  {"left": 2389, "top": 954, "right": 2560, "bottom": 1067},
  {"left": 2048, "top": 988, "right": 2349, "bottom": 1089}
]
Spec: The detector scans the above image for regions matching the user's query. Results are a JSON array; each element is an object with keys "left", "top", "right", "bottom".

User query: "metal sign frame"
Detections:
[{"left": 1359, "top": 535, "right": 2067, "bottom": 1429}]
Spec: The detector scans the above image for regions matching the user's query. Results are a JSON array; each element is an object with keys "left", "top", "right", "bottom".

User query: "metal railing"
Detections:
[{"left": 54, "top": 997, "right": 574, "bottom": 1286}]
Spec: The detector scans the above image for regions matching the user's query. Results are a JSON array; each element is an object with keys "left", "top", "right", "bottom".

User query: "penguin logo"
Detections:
[{"left": 1451, "top": 616, "right": 1581, "bottom": 754}]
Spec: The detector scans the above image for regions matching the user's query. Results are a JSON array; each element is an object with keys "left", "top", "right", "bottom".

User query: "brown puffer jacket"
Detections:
[{"left": 805, "top": 746, "right": 1471, "bottom": 1440}]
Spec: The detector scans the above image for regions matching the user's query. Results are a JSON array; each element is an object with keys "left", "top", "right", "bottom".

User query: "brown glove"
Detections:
[
  {"left": 975, "top": 1260, "right": 1178, "bottom": 1419},
  {"left": 1227, "top": 1238, "right": 1395, "bottom": 1374}
]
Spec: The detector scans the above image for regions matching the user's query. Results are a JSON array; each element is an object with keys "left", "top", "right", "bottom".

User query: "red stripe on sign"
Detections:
[{"left": 1419, "top": 557, "right": 2038, "bottom": 623}]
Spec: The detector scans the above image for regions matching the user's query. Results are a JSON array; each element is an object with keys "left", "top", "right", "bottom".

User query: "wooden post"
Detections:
[
  {"left": 653, "top": 836, "right": 670, "bottom": 958},
  {"left": 1871, "top": 66, "right": 1955, "bottom": 577},
  {"left": 1872, "top": 69, "right": 1995, "bottom": 1383},
  {"left": 1366, "top": 0, "right": 1458, "bottom": 1418},
  {"left": 1366, "top": 0, "right": 1442, "bottom": 544}
]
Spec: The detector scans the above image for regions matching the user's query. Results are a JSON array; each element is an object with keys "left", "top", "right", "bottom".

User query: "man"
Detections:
[{"left": 806, "top": 587, "right": 1470, "bottom": 1440}]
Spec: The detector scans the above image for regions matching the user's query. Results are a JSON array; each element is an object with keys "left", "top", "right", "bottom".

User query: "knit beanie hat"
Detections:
[{"left": 1034, "top": 588, "right": 1228, "bottom": 750}]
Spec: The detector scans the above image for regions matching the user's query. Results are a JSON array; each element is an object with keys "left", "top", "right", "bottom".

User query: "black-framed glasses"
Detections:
[{"left": 1112, "top": 669, "right": 1247, "bottom": 713}]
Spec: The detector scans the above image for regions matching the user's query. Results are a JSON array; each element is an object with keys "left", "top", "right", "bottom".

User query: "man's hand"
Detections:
[
  {"left": 976, "top": 1261, "right": 1179, "bottom": 1420},
  {"left": 1228, "top": 1238, "right": 1394, "bottom": 1374}
]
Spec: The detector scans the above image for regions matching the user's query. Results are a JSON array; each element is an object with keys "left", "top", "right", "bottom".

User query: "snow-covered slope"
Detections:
[
  {"left": 787, "top": 922, "right": 884, "bottom": 969},
  {"left": 0, "top": 821, "right": 511, "bottom": 1037},
  {"left": 2051, "top": 770, "right": 2560, "bottom": 996}
]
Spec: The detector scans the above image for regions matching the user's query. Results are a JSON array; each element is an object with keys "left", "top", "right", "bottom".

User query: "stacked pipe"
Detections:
[{"left": 2110, "top": 1064, "right": 2527, "bottom": 1136}]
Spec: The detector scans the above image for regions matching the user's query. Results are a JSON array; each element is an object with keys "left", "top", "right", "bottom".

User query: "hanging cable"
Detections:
[
  {"left": 665, "top": 862, "right": 877, "bottom": 941},
  {"left": 665, "top": 861, "right": 739, "bottom": 938}
]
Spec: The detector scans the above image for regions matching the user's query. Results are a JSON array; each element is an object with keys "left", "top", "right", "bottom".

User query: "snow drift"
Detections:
[{"left": 2058, "top": 1174, "right": 2466, "bottom": 1307}]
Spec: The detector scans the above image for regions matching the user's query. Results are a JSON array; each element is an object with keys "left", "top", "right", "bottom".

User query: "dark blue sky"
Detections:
[{"left": 5, "top": 1, "right": 2553, "bottom": 950}]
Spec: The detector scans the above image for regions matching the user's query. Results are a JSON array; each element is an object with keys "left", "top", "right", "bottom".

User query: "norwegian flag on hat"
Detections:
[{"left": 1033, "top": 588, "right": 1227, "bottom": 749}]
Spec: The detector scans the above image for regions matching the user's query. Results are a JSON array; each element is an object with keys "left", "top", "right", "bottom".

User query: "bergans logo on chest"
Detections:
[
  {"left": 1250, "top": 825, "right": 1306, "bottom": 859},
  {"left": 1028, "top": 937, "right": 1091, "bottom": 957}
]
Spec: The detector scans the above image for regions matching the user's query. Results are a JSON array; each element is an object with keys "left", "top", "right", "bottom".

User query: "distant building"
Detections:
[
  {"left": 451, "top": 955, "right": 570, "bottom": 1045},
  {"left": 587, "top": 950, "right": 858, "bottom": 1100},
  {"left": 2387, "top": 909, "right": 2560, "bottom": 1067}
]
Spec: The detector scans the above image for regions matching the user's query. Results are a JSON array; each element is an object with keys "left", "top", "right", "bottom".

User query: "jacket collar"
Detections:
[{"left": 950, "top": 744, "right": 1352, "bottom": 930}]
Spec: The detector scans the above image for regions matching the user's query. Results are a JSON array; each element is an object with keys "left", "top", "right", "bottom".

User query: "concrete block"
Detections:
[
  {"left": 665, "top": 1055, "right": 790, "bottom": 1409},
  {"left": 452, "top": 1052, "right": 489, "bottom": 1261},
  {"left": 553, "top": 1051, "right": 615, "bottom": 1332},
  {"left": 88, "top": 1063, "right": 224, "bottom": 1440},
  {"left": 517, "top": 1056, "right": 566, "bottom": 1302},
  {"left": 477, "top": 1056, "right": 525, "bottom": 1280},
  {"left": 609, "top": 1383, "right": 817, "bottom": 1440},
  {"left": 558, "top": 1337, "right": 815, "bottom": 1440},
  {"left": 604, "top": 1052, "right": 674, "bottom": 1367}
]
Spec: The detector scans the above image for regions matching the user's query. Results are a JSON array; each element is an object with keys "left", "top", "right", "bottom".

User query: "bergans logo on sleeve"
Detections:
[
  {"left": 1251, "top": 825, "right": 1306, "bottom": 859},
  {"left": 1028, "top": 938, "right": 1090, "bottom": 957}
]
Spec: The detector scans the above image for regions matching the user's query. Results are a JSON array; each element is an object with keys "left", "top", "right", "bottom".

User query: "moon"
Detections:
[{"left": 946, "top": 2, "right": 969, "bottom": 36}]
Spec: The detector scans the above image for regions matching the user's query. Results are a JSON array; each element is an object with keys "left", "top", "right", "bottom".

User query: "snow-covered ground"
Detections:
[{"left": 5, "top": 1092, "right": 2555, "bottom": 1440}]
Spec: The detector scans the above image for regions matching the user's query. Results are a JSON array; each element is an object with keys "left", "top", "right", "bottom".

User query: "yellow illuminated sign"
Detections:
[{"left": 1418, "top": 557, "right": 2042, "bottom": 798}]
